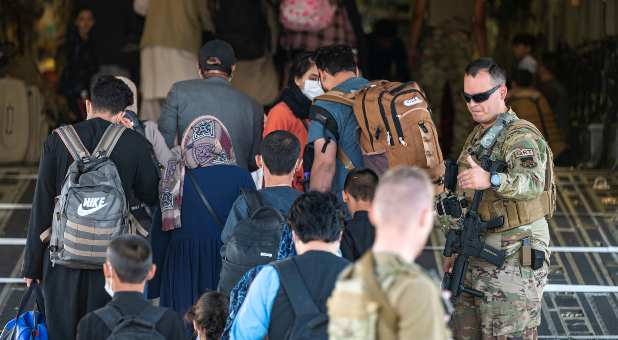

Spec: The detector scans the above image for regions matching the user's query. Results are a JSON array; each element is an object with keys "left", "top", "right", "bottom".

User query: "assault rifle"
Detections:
[{"left": 441, "top": 156, "right": 507, "bottom": 299}]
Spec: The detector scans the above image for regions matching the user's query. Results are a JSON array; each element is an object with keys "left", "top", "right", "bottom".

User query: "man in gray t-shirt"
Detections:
[{"left": 158, "top": 40, "right": 263, "bottom": 171}]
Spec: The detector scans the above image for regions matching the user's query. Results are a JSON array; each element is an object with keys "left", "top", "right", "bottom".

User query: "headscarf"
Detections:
[
  {"left": 115, "top": 76, "right": 138, "bottom": 114},
  {"left": 159, "top": 115, "right": 236, "bottom": 231}
]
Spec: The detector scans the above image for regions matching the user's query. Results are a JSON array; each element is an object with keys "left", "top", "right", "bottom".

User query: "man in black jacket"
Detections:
[
  {"left": 76, "top": 235, "right": 184, "bottom": 340},
  {"left": 22, "top": 76, "right": 160, "bottom": 340}
]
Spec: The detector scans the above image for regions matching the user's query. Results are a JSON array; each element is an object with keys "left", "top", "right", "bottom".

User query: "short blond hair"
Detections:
[{"left": 372, "top": 166, "right": 434, "bottom": 229}]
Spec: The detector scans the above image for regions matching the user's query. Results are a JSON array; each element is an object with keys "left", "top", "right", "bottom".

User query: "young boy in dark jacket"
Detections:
[{"left": 340, "top": 168, "right": 379, "bottom": 261}]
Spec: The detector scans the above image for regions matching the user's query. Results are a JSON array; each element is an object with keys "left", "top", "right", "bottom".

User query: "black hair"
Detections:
[
  {"left": 288, "top": 191, "right": 343, "bottom": 243},
  {"left": 107, "top": 235, "right": 152, "bottom": 284},
  {"left": 512, "top": 33, "right": 536, "bottom": 49},
  {"left": 512, "top": 69, "right": 534, "bottom": 87},
  {"left": 64, "top": 6, "right": 94, "bottom": 45},
  {"left": 314, "top": 44, "right": 357, "bottom": 75},
  {"left": 260, "top": 130, "right": 301, "bottom": 176},
  {"left": 344, "top": 168, "right": 379, "bottom": 201},
  {"left": 465, "top": 58, "right": 507, "bottom": 85},
  {"left": 90, "top": 75, "right": 133, "bottom": 114},
  {"left": 186, "top": 291, "right": 228, "bottom": 340},
  {"left": 288, "top": 52, "right": 316, "bottom": 87}
]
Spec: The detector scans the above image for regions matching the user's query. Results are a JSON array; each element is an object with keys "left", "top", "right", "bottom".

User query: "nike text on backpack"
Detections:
[
  {"left": 273, "top": 258, "right": 329, "bottom": 340},
  {"left": 218, "top": 189, "right": 285, "bottom": 295},
  {"left": 40, "top": 124, "right": 147, "bottom": 269},
  {"left": 94, "top": 304, "right": 167, "bottom": 340},
  {"left": 310, "top": 80, "right": 445, "bottom": 182}
]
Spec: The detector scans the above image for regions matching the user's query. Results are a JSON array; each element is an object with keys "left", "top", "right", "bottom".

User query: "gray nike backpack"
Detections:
[{"left": 42, "top": 124, "right": 141, "bottom": 269}]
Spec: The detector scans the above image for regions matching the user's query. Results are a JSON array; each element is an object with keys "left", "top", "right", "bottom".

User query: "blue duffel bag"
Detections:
[{"left": 0, "top": 282, "right": 47, "bottom": 340}]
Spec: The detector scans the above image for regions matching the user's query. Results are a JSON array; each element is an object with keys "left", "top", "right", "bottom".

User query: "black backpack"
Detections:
[
  {"left": 273, "top": 258, "right": 329, "bottom": 340},
  {"left": 218, "top": 189, "right": 285, "bottom": 295},
  {"left": 208, "top": 0, "right": 271, "bottom": 60},
  {"left": 94, "top": 304, "right": 166, "bottom": 340}
]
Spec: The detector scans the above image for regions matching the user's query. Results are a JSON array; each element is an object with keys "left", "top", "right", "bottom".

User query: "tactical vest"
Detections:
[
  {"left": 327, "top": 252, "right": 399, "bottom": 340},
  {"left": 458, "top": 119, "right": 556, "bottom": 233}
]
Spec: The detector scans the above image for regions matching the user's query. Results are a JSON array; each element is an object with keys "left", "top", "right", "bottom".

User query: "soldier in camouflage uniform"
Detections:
[
  {"left": 328, "top": 167, "right": 451, "bottom": 340},
  {"left": 444, "top": 58, "right": 553, "bottom": 339},
  {"left": 409, "top": 0, "right": 487, "bottom": 158}
]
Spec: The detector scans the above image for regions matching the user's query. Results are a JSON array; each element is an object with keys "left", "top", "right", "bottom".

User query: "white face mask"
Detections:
[
  {"left": 104, "top": 277, "right": 114, "bottom": 297},
  {"left": 301, "top": 79, "right": 324, "bottom": 100}
]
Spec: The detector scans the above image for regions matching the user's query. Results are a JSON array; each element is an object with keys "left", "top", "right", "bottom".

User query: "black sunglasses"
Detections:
[{"left": 462, "top": 84, "right": 501, "bottom": 103}]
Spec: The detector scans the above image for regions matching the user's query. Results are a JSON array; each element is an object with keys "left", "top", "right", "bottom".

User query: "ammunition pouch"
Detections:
[
  {"left": 519, "top": 242, "right": 545, "bottom": 270},
  {"left": 475, "top": 190, "right": 552, "bottom": 233},
  {"left": 436, "top": 193, "right": 467, "bottom": 219}
]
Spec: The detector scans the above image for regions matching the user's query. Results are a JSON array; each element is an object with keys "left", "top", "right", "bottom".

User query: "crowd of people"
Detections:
[
  {"left": 19, "top": 35, "right": 556, "bottom": 340},
  {"left": 47, "top": 1, "right": 569, "bottom": 165},
  {"left": 13, "top": 2, "right": 561, "bottom": 340}
]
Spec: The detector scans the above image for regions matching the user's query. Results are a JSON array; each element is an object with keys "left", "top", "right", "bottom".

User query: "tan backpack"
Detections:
[
  {"left": 327, "top": 252, "right": 398, "bottom": 340},
  {"left": 313, "top": 80, "right": 445, "bottom": 182}
]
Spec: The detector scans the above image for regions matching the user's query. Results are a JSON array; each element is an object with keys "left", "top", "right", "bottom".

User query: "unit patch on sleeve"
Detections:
[{"left": 513, "top": 148, "right": 535, "bottom": 159}]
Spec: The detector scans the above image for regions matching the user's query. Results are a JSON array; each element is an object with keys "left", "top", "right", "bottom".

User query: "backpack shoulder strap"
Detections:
[
  {"left": 308, "top": 104, "right": 355, "bottom": 171},
  {"left": 94, "top": 305, "right": 124, "bottom": 331},
  {"left": 316, "top": 90, "right": 355, "bottom": 107},
  {"left": 54, "top": 125, "right": 90, "bottom": 160},
  {"left": 358, "top": 252, "right": 399, "bottom": 332},
  {"left": 93, "top": 124, "right": 126, "bottom": 158},
  {"left": 186, "top": 168, "right": 225, "bottom": 228},
  {"left": 309, "top": 105, "right": 340, "bottom": 142},
  {"left": 240, "top": 188, "right": 263, "bottom": 215},
  {"left": 137, "top": 305, "right": 167, "bottom": 326},
  {"left": 273, "top": 258, "right": 320, "bottom": 317}
]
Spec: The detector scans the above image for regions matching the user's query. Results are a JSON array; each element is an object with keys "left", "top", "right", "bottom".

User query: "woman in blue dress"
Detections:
[{"left": 154, "top": 115, "right": 255, "bottom": 320}]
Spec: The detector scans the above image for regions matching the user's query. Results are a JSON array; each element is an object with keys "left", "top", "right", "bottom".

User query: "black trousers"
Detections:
[{"left": 41, "top": 252, "right": 110, "bottom": 340}]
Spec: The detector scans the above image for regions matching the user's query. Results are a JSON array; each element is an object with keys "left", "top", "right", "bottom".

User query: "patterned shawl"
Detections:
[{"left": 159, "top": 115, "right": 236, "bottom": 231}]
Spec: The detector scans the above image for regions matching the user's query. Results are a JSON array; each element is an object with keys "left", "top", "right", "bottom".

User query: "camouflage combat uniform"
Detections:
[
  {"left": 418, "top": 17, "right": 475, "bottom": 158},
  {"left": 450, "top": 109, "right": 553, "bottom": 339}
]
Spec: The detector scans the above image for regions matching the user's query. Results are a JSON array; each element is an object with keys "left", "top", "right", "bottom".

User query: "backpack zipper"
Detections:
[
  {"left": 377, "top": 90, "right": 394, "bottom": 146},
  {"left": 390, "top": 89, "right": 425, "bottom": 146}
]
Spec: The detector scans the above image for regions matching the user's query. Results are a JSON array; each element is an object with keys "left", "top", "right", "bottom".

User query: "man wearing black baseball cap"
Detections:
[
  {"left": 158, "top": 39, "right": 263, "bottom": 171},
  {"left": 198, "top": 39, "right": 237, "bottom": 76}
]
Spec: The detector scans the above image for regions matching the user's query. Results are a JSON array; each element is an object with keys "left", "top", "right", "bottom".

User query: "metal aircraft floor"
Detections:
[{"left": 0, "top": 167, "right": 616, "bottom": 339}]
